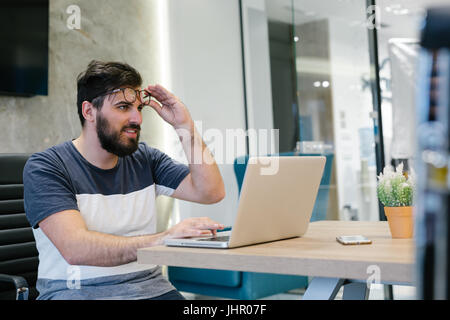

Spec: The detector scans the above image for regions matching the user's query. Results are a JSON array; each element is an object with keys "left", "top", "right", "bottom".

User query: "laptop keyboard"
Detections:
[{"left": 198, "top": 235, "right": 230, "bottom": 242}]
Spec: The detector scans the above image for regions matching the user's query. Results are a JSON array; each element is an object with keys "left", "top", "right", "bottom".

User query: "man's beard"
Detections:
[{"left": 96, "top": 112, "right": 140, "bottom": 157}]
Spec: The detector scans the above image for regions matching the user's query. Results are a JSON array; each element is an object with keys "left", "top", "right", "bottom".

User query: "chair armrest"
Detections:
[{"left": 0, "top": 274, "right": 29, "bottom": 300}]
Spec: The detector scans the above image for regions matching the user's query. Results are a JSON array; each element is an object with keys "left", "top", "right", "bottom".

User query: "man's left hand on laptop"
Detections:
[{"left": 163, "top": 217, "right": 225, "bottom": 239}]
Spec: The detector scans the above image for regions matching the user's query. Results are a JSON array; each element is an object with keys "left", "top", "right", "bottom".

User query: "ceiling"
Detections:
[{"left": 265, "top": 0, "right": 450, "bottom": 40}]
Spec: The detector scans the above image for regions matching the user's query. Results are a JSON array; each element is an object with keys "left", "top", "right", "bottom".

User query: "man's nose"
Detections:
[{"left": 129, "top": 105, "right": 143, "bottom": 125}]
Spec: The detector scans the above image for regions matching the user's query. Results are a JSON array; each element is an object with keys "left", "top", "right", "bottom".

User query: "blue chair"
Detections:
[{"left": 168, "top": 153, "right": 334, "bottom": 299}]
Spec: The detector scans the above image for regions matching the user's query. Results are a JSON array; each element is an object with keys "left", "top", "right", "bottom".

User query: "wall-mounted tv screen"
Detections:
[{"left": 0, "top": 0, "right": 49, "bottom": 96}]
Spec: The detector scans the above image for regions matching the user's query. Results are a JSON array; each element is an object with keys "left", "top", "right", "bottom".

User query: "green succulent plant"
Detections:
[{"left": 377, "top": 163, "right": 415, "bottom": 207}]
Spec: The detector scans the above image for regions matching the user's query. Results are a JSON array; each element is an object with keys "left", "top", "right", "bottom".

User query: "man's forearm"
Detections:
[
  {"left": 175, "top": 121, "right": 224, "bottom": 199},
  {"left": 66, "top": 229, "right": 168, "bottom": 267}
]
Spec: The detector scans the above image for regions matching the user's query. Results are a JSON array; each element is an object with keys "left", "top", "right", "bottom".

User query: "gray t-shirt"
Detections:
[{"left": 23, "top": 140, "right": 190, "bottom": 300}]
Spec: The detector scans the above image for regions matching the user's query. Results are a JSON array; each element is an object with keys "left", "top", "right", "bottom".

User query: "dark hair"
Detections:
[{"left": 76, "top": 60, "right": 143, "bottom": 127}]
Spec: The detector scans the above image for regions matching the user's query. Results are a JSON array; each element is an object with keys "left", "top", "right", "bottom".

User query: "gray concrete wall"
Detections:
[
  {"left": 0, "top": 0, "right": 176, "bottom": 232},
  {"left": 0, "top": 0, "right": 165, "bottom": 154}
]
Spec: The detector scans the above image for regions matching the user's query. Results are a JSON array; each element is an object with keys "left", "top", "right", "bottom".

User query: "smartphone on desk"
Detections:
[{"left": 336, "top": 235, "right": 372, "bottom": 245}]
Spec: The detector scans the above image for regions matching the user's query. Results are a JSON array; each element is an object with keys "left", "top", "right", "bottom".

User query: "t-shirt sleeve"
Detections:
[
  {"left": 23, "top": 152, "right": 79, "bottom": 229},
  {"left": 146, "top": 146, "right": 190, "bottom": 197}
]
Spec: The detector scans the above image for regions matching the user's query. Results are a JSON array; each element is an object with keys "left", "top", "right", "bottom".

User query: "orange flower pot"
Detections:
[{"left": 384, "top": 206, "right": 414, "bottom": 239}]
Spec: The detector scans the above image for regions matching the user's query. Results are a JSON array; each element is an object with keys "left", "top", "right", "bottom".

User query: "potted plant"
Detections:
[{"left": 377, "top": 162, "right": 415, "bottom": 238}]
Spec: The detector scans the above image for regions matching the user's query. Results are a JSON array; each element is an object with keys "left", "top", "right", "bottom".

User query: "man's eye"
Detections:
[{"left": 118, "top": 105, "right": 128, "bottom": 110}]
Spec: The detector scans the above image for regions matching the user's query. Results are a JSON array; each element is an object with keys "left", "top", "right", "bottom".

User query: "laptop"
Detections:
[{"left": 164, "top": 156, "right": 326, "bottom": 249}]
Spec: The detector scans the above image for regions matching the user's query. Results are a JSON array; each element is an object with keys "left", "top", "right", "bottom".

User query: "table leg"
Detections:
[
  {"left": 302, "top": 278, "right": 370, "bottom": 300},
  {"left": 384, "top": 284, "right": 394, "bottom": 300},
  {"left": 302, "top": 277, "right": 345, "bottom": 300},
  {"left": 342, "top": 281, "right": 369, "bottom": 300}
]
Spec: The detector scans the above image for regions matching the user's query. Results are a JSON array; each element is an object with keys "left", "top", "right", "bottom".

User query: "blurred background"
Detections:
[{"left": 0, "top": 0, "right": 448, "bottom": 300}]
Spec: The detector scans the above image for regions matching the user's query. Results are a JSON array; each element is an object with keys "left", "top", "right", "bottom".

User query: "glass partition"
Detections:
[
  {"left": 375, "top": 0, "right": 448, "bottom": 169},
  {"left": 266, "top": 0, "right": 380, "bottom": 221}
]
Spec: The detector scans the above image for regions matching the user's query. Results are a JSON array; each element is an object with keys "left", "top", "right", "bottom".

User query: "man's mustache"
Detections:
[{"left": 123, "top": 124, "right": 141, "bottom": 131}]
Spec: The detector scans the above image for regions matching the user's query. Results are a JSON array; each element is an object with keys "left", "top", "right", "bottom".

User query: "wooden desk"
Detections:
[{"left": 138, "top": 221, "right": 415, "bottom": 299}]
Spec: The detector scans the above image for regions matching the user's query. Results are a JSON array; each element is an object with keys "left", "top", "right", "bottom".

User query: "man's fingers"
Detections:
[
  {"left": 183, "top": 229, "right": 213, "bottom": 238},
  {"left": 170, "top": 228, "right": 203, "bottom": 239},
  {"left": 173, "top": 217, "right": 225, "bottom": 238},
  {"left": 147, "top": 100, "right": 165, "bottom": 117},
  {"left": 198, "top": 229, "right": 213, "bottom": 236},
  {"left": 193, "top": 221, "right": 224, "bottom": 231},
  {"left": 146, "top": 84, "right": 180, "bottom": 107},
  {"left": 146, "top": 84, "right": 172, "bottom": 102},
  {"left": 148, "top": 100, "right": 162, "bottom": 110}
]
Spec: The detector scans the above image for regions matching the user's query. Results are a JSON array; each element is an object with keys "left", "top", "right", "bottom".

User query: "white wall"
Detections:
[
  {"left": 240, "top": 0, "right": 276, "bottom": 155},
  {"left": 163, "top": 0, "right": 248, "bottom": 226}
]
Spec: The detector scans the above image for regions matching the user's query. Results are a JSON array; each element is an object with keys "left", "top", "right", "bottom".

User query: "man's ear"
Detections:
[{"left": 82, "top": 101, "right": 96, "bottom": 124}]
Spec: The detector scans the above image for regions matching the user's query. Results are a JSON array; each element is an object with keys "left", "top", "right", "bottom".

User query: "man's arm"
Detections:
[
  {"left": 146, "top": 84, "right": 225, "bottom": 204},
  {"left": 171, "top": 120, "right": 225, "bottom": 204},
  {"left": 39, "top": 210, "right": 223, "bottom": 267}
]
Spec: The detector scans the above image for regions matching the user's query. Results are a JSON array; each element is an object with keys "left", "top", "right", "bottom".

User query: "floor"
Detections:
[{"left": 179, "top": 284, "right": 416, "bottom": 300}]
